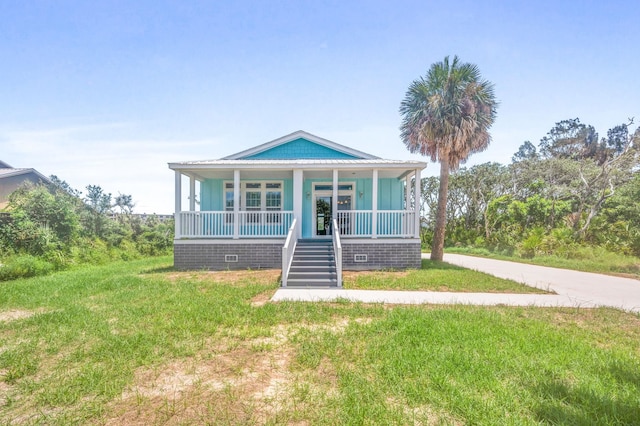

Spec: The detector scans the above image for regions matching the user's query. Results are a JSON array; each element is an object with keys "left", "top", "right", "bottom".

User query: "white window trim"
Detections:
[{"left": 224, "top": 180, "right": 284, "bottom": 211}]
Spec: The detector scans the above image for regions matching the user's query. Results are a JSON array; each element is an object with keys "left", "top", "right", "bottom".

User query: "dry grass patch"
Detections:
[
  {"left": 386, "top": 396, "right": 463, "bottom": 426},
  {"left": 103, "top": 318, "right": 368, "bottom": 425},
  {"left": 102, "top": 317, "right": 372, "bottom": 425},
  {"left": 106, "top": 342, "right": 294, "bottom": 424},
  {"left": 159, "top": 269, "right": 281, "bottom": 286},
  {"left": 250, "top": 290, "right": 275, "bottom": 307},
  {"left": 0, "top": 309, "right": 40, "bottom": 322}
]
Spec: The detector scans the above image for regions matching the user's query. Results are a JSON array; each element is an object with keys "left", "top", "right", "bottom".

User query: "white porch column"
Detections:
[
  {"left": 293, "top": 169, "right": 303, "bottom": 238},
  {"left": 404, "top": 175, "right": 409, "bottom": 210},
  {"left": 414, "top": 168, "right": 421, "bottom": 238},
  {"left": 189, "top": 176, "right": 196, "bottom": 211},
  {"left": 233, "top": 169, "right": 240, "bottom": 239},
  {"left": 371, "top": 169, "right": 378, "bottom": 239},
  {"left": 332, "top": 169, "right": 338, "bottom": 233},
  {"left": 174, "top": 171, "right": 182, "bottom": 239}
]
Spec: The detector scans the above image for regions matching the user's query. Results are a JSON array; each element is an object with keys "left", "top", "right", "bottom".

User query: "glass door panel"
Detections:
[{"left": 315, "top": 196, "right": 332, "bottom": 236}]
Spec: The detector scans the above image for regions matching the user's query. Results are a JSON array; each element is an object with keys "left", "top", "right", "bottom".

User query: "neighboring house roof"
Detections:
[
  {"left": 222, "top": 130, "right": 380, "bottom": 160},
  {"left": 0, "top": 167, "right": 51, "bottom": 184},
  {"left": 0, "top": 165, "right": 52, "bottom": 209}
]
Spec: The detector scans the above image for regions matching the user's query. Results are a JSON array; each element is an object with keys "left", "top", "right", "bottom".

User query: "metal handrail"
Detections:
[
  {"left": 281, "top": 218, "right": 298, "bottom": 287},
  {"left": 332, "top": 218, "right": 343, "bottom": 287}
]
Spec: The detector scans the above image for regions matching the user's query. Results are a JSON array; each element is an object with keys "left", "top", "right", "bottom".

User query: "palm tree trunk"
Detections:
[{"left": 431, "top": 159, "right": 450, "bottom": 261}]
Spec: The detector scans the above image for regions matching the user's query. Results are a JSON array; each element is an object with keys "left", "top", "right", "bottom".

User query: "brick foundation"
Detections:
[
  {"left": 174, "top": 239, "right": 422, "bottom": 271},
  {"left": 174, "top": 241, "right": 283, "bottom": 270},
  {"left": 342, "top": 240, "right": 422, "bottom": 270}
]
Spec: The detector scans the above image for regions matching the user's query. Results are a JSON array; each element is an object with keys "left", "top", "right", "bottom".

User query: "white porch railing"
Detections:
[
  {"left": 281, "top": 219, "right": 298, "bottom": 287},
  {"left": 332, "top": 219, "right": 342, "bottom": 287},
  {"left": 238, "top": 211, "right": 293, "bottom": 236},
  {"left": 176, "top": 210, "right": 415, "bottom": 238},
  {"left": 176, "top": 211, "right": 293, "bottom": 238},
  {"left": 335, "top": 210, "right": 416, "bottom": 237},
  {"left": 377, "top": 210, "right": 416, "bottom": 237}
]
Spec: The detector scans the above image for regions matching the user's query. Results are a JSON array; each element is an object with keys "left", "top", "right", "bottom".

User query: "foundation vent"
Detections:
[
  {"left": 354, "top": 254, "right": 368, "bottom": 263},
  {"left": 225, "top": 254, "right": 239, "bottom": 263}
]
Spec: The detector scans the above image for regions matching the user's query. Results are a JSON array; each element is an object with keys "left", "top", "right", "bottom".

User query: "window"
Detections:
[
  {"left": 224, "top": 181, "right": 283, "bottom": 223},
  {"left": 245, "top": 185, "right": 262, "bottom": 223},
  {"left": 224, "top": 183, "right": 236, "bottom": 223},
  {"left": 266, "top": 183, "right": 282, "bottom": 223},
  {"left": 313, "top": 184, "right": 353, "bottom": 191}
]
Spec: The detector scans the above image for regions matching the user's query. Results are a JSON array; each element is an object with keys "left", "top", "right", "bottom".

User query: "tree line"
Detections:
[
  {"left": 418, "top": 118, "right": 640, "bottom": 258},
  {"left": 0, "top": 178, "right": 173, "bottom": 280}
]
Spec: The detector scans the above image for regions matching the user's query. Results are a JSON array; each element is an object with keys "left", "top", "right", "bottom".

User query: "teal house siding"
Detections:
[
  {"left": 283, "top": 178, "right": 293, "bottom": 210},
  {"left": 200, "top": 178, "right": 293, "bottom": 211},
  {"left": 302, "top": 179, "right": 314, "bottom": 238},
  {"left": 378, "top": 178, "right": 403, "bottom": 210},
  {"left": 200, "top": 179, "right": 224, "bottom": 211},
  {"left": 243, "top": 138, "right": 359, "bottom": 160}
]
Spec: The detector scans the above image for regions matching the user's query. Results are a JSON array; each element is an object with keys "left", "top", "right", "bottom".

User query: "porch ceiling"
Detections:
[{"left": 170, "top": 159, "right": 426, "bottom": 181}]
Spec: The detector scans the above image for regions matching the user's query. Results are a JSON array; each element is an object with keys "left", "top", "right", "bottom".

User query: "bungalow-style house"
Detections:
[
  {"left": 0, "top": 160, "right": 51, "bottom": 209},
  {"left": 169, "top": 131, "right": 426, "bottom": 287}
]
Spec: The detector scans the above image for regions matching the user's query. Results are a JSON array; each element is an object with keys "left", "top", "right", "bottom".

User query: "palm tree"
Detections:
[{"left": 400, "top": 56, "right": 497, "bottom": 261}]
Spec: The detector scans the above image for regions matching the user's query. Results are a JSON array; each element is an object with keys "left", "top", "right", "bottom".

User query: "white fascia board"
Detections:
[
  {"left": 222, "top": 130, "right": 381, "bottom": 160},
  {"left": 169, "top": 161, "right": 426, "bottom": 171}
]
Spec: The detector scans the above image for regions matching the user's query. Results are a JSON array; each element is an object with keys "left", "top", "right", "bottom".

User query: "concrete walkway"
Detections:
[{"left": 271, "top": 254, "right": 640, "bottom": 313}]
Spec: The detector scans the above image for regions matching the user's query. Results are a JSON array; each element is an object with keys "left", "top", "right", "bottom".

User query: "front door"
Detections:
[
  {"left": 311, "top": 183, "right": 355, "bottom": 238},
  {"left": 315, "top": 196, "right": 332, "bottom": 236}
]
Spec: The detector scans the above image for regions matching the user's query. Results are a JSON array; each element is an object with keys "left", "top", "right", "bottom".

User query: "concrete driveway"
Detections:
[
  {"left": 434, "top": 253, "right": 640, "bottom": 313},
  {"left": 271, "top": 254, "right": 640, "bottom": 313}
]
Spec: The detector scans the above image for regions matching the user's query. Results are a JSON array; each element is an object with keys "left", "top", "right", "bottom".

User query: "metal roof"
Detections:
[{"left": 169, "top": 158, "right": 426, "bottom": 170}]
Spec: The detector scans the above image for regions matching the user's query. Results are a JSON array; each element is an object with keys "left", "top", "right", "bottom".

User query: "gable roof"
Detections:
[
  {"left": 0, "top": 160, "right": 12, "bottom": 168},
  {"left": 0, "top": 168, "right": 51, "bottom": 184},
  {"left": 222, "top": 130, "right": 380, "bottom": 160}
]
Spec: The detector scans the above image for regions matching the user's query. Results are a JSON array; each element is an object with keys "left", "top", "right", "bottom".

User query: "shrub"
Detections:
[
  {"left": 0, "top": 255, "right": 55, "bottom": 281},
  {"left": 518, "top": 227, "right": 545, "bottom": 258},
  {"left": 72, "top": 238, "right": 112, "bottom": 264}
]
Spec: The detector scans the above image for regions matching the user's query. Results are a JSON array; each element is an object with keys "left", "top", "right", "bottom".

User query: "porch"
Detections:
[
  {"left": 171, "top": 164, "right": 423, "bottom": 241},
  {"left": 175, "top": 209, "right": 418, "bottom": 239}
]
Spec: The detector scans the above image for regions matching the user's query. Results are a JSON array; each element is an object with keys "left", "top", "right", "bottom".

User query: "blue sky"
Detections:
[{"left": 1, "top": 0, "right": 638, "bottom": 213}]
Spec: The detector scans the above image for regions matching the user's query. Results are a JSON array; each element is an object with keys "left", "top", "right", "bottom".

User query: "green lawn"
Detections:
[
  {"left": 1, "top": 257, "right": 639, "bottom": 424},
  {"left": 344, "top": 259, "right": 548, "bottom": 293},
  {"left": 445, "top": 246, "right": 640, "bottom": 279}
]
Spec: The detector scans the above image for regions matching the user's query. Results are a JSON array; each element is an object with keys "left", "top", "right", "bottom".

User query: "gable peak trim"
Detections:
[{"left": 222, "top": 130, "right": 380, "bottom": 160}]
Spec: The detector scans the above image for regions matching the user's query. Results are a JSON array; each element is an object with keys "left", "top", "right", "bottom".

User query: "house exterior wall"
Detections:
[
  {"left": 243, "top": 138, "right": 359, "bottom": 160},
  {"left": 0, "top": 173, "right": 43, "bottom": 209}
]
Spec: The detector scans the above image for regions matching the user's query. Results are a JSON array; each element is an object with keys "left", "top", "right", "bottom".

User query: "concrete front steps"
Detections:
[{"left": 285, "top": 239, "right": 338, "bottom": 288}]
